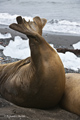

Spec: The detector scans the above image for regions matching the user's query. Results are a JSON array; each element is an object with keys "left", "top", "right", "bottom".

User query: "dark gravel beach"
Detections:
[{"left": 0, "top": 27, "right": 80, "bottom": 120}]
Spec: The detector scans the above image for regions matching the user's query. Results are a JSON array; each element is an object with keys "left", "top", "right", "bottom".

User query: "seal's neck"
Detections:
[{"left": 29, "top": 35, "right": 55, "bottom": 70}]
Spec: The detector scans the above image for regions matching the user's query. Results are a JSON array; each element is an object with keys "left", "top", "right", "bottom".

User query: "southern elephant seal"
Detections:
[
  {"left": 60, "top": 73, "right": 80, "bottom": 115},
  {"left": 0, "top": 16, "right": 65, "bottom": 109}
]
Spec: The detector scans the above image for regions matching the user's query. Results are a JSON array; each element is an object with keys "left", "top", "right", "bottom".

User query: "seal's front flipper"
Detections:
[
  {"left": 9, "top": 23, "right": 24, "bottom": 34},
  {"left": 33, "top": 17, "right": 47, "bottom": 29},
  {"left": 9, "top": 16, "right": 47, "bottom": 44},
  {"left": 9, "top": 16, "right": 47, "bottom": 36},
  {"left": 9, "top": 16, "right": 38, "bottom": 37}
]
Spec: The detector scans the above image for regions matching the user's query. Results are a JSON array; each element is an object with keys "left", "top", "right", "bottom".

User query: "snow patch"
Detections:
[
  {"left": 3, "top": 36, "right": 30, "bottom": 59},
  {"left": 59, "top": 52, "right": 80, "bottom": 71},
  {"left": 0, "top": 45, "right": 4, "bottom": 50},
  {"left": 0, "top": 33, "right": 11, "bottom": 39},
  {"left": 73, "top": 41, "right": 80, "bottom": 49}
]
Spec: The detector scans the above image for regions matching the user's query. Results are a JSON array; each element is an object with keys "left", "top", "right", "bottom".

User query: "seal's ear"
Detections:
[
  {"left": 33, "top": 17, "right": 47, "bottom": 29},
  {"left": 41, "top": 18, "right": 47, "bottom": 28},
  {"left": 33, "top": 16, "right": 42, "bottom": 28}
]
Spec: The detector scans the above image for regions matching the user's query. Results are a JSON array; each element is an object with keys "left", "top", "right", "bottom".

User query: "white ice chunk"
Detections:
[
  {"left": 0, "top": 45, "right": 4, "bottom": 50},
  {"left": 3, "top": 36, "right": 30, "bottom": 59},
  {"left": 73, "top": 41, "right": 80, "bottom": 49},
  {"left": 58, "top": 52, "right": 80, "bottom": 71},
  {"left": 0, "top": 33, "right": 11, "bottom": 39}
]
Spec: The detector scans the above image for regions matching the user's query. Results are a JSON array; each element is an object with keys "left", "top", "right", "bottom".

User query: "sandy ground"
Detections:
[{"left": 0, "top": 27, "right": 80, "bottom": 119}]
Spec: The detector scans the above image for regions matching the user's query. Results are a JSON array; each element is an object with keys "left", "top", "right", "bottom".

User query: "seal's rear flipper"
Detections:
[
  {"left": 9, "top": 16, "right": 36, "bottom": 37},
  {"left": 9, "top": 23, "right": 25, "bottom": 34},
  {"left": 33, "top": 17, "right": 47, "bottom": 29},
  {"left": 9, "top": 16, "right": 47, "bottom": 36}
]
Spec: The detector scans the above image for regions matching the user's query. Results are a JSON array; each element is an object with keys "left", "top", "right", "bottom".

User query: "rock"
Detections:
[{"left": 0, "top": 95, "right": 79, "bottom": 120}]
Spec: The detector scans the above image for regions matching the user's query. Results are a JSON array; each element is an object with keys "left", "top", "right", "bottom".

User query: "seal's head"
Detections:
[{"left": 9, "top": 16, "right": 47, "bottom": 35}]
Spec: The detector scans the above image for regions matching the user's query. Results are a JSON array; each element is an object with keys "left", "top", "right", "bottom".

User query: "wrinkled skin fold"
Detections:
[{"left": 0, "top": 16, "right": 65, "bottom": 109}]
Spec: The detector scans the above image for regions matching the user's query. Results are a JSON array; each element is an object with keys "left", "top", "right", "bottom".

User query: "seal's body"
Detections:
[
  {"left": 61, "top": 73, "right": 80, "bottom": 115},
  {"left": 0, "top": 16, "right": 65, "bottom": 109}
]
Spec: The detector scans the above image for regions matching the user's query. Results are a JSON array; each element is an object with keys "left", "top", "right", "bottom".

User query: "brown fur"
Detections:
[
  {"left": 60, "top": 73, "right": 80, "bottom": 115},
  {"left": 0, "top": 16, "right": 65, "bottom": 109}
]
